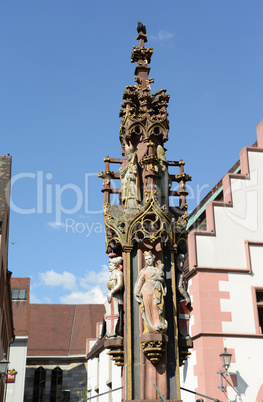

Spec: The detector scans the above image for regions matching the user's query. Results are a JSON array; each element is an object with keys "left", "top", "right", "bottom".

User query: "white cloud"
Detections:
[
  {"left": 60, "top": 286, "right": 106, "bottom": 304},
  {"left": 30, "top": 293, "right": 41, "bottom": 303},
  {"left": 80, "top": 265, "right": 108, "bottom": 289},
  {"left": 42, "top": 296, "right": 52, "bottom": 303},
  {"left": 34, "top": 266, "right": 109, "bottom": 304},
  {"left": 39, "top": 270, "right": 77, "bottom": 291},
  {"left": 30, "top": 292, "right": 53, "bottom": 304},
  {"left": 47, "top": 221, "right": 66, "bottom": 229},
  {"left": 151, "top": 30, "right": 175, "bottom": 42}
]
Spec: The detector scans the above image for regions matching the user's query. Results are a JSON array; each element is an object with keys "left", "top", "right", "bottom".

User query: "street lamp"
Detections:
[
  {"left": 0, "top": 353, "right": 10, "bottom": 380},
  {"left": 217, "top": 347, "right": 232, "bottom": 391}
]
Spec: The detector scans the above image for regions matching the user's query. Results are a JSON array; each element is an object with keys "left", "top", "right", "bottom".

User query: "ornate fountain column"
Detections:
[{"left": 99, "top": 22, "right": 192, "bottom": 402}]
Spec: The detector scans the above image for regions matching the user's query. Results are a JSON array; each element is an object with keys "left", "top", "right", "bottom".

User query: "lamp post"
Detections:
[
  {"left": 217, "top": 347, "right": 232, "bottom": 391},
  {"left": 0, "top": 353, "right": 10, "bottom": 381}
]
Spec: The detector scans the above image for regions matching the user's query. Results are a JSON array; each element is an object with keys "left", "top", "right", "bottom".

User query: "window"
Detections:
[
  {"left": 12, "top": 289, "right": 27, "bottom": 300},
  {"left": 256, "top": 291, "right": 263, "bottom": 334},
  {"left": 33, "top": 367, "right": 46, "bottom": 402},
  {"left": 61, "top": 390, "right": 70, "bottom": 402},
  {"left": 50, "top": 367, "right": 63, "bottom": 402}
]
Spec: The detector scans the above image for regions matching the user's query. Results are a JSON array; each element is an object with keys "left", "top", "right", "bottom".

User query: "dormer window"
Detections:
[{"left": 12, "top": 289, "right": 27, "bottom": 300}]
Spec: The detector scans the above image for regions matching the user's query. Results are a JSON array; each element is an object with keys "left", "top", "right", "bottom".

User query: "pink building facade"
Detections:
[
  {"left": 0, "top": 155, "right": 14, "bottom": 402},
  {"left": 181, "top": 121, "right": 263, "bottom": 401}
]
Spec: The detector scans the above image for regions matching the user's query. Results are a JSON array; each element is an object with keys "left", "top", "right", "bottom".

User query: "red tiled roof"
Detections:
[
  {"left": 11, "top": 278, "right": 30, "bottom": 336},
  {"left": 27, "top": 304, "right": 105, "bottom": 356}
]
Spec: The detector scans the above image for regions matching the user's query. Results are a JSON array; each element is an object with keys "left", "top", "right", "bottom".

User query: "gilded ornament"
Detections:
[
  {"left": 146, "top": 77, "right": 154, "bottom": 91},
  {"left": 103, "top": 179, "right": 110, "bottom": 186},
  {"left": 175, "top": 172, "right": 192, "bottom": 183},
  {"left": 98, "top": 170, "right": 115, "bottom": 179},
  {"left": 174, "top": 213, "right": 188, "bottom": 232},
  {"left": 182, "top": 203, "right": 188, "bottom": 211},
  {"left": 134, "top": 77, "right": 142, "bottom": 90},
  {"left": 104, "top": 212, "right": 113, "bottom": 220},
  {"left": 103, "top": 203, "right": 110, "bottom": 210},
  {"left": 149, "top": 233, "right": 157, "bottom": 243},
  {"left": 140, "top": 339, "right": 167, "bottom": 363},
  {"left": 106, "top": 348, "right": 124, "bottom": 366}
]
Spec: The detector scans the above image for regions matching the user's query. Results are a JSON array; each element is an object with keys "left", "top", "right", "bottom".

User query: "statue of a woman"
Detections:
[
  {"left": 134, "top": 251, "right": 168, "bottom": 334},
  {"left": 104, "top": 253, "right": 124, "bottom": 338},
  {"left": 119, "top": 144, "right": 140, "bottom": 210}
]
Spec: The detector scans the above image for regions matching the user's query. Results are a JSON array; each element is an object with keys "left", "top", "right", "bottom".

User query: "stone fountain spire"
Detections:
[
  {"left": 132, "top": 21, "right": 152, "bottom": 92},
  {"left": 98, "top": 23, "right": 192, "bottom": 401}
]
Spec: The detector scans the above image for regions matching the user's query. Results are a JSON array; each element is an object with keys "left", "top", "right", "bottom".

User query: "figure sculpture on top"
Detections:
[
  {"left": 156, "top": 144, "right": 171, "bottom": 208},
  {"left": 119, "top": 143, "right": 141, "bottom": 210},
  {"left": 134, "top": 251, "right": 168, "bottom": 334},
  {"left": 104, "top": 253, "right": 124, "bottom": 338}
]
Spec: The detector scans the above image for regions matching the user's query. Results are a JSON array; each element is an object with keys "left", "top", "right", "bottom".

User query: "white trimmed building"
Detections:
[
  {"left": 86, "top": 323, "right": 122, "bottom": 402},
  {"left": 181, "top": 121, "right": 263, "bottom": 401}
]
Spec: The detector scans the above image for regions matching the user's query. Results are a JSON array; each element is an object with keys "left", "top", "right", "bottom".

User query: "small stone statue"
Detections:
[
  {"left": 176, "top": 253, "right": 192, "bottom": 341},
  {"left": 134, "top": 251, "right": 168, "bottom": 334},
  {"left": 119, "top": 143, "right": 141, "bottom": 210},
  {"left": 176, "top": 253, "right": 191, "bottom": 307},
  {"left": 104, "top": 253, "right": 124, "bottom": 338}
]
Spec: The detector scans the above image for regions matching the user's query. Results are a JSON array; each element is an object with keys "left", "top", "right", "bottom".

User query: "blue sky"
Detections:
[{"left": 2, "top": 0, "right": 263, "bottom": 304}]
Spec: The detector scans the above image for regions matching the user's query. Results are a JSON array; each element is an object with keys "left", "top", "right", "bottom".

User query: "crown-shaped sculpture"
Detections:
[{"left": 119, "top": 22, "right": 170, "bottom": 156}]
